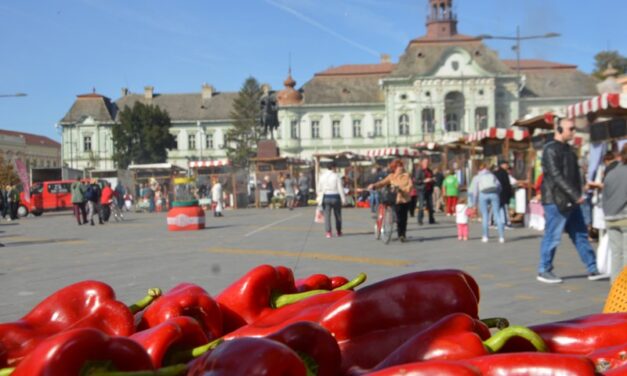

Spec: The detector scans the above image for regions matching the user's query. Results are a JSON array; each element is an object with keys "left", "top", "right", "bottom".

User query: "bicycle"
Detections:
[{"left": 374, "top": 185, "right": 398, "bottom": 244}]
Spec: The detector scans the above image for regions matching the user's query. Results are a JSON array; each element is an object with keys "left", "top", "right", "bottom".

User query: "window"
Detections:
[
  {"left": 421, "top": 108, "right": 435, "bottom": 133},
  {"left": 206, "top": 133, "right": 214, "bottom": 149},
  {"left": 399, "top": 114, "right": 410, "bottom": 136},
  {"left": 172, "top": 134, "right": 178, "bottom": 150},
  {"left": 475, "top": 107, "right": 488, "bottom": 130},
  {"left": 496, "top": 112, "right": 507, "bottom": 128},
  {"left": 332, "top": 120, "right": 341, "bottom": 139},
  {"left": 83, "top": 136, "right": 92, "bottom": 152},
  {"left": 290, "top": 120, "right": 299, "bottom": 139},
  {"left": 352, "top": 120, "right": 362, "bottom": 138},
  {"left": 311, "top": 120, "right": 320, "bottom": 139},
  {"left": 188, "top": 134, "right": 196, "bottom": 150},
  {"left": 445, "top": 113, "right": 459, "bottom": 132},
  {"left": 374, "top": 119, "right": 382, "bottom": 137}
]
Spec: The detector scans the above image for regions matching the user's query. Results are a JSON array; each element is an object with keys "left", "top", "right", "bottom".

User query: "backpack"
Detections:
[{"left": 478, "top": 173, "right": 499, "bottom": 193}]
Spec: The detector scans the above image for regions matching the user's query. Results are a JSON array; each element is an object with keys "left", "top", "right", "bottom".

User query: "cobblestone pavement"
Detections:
[{"left": 0, "top": 207, "right": 610, "bottom": 325}]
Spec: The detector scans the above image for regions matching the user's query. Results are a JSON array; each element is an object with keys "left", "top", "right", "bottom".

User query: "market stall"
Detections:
[
  {"left": 251, "top": 156, "right": 311, "bottom": 208},
  {"left": 189, "top": 159, "right": 249, "bottom": 209},
  {"left": 128, "top": 163, "right": 187, "bottom": 211}
]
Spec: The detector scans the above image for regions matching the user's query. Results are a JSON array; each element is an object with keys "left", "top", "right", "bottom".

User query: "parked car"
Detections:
[{"left": 18, "top": 180, "right": 76, "bottom": 217}]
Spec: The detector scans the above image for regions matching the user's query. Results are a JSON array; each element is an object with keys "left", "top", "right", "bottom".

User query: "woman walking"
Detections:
[
  {"left": 317, "top": 163, "right": 346, "bottom": 238},
  {"left": 468, "top": 162, "right": 505, "bottom": 243},
  {"left": 368, "top": 159, "right": 413, "bottom": 242}
]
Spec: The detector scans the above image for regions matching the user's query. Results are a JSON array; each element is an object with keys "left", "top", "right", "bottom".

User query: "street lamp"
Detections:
[{"left": 477, "top": 26, "right": 561, "bottom": 91}]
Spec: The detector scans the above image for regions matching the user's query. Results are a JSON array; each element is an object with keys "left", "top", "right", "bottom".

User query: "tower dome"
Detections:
[{"left": 277, "top": 69, "right": 302, "bottom": 105}]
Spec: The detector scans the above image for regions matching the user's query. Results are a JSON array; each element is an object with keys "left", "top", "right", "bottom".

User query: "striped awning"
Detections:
[
  {"left": 365, "top": 148, "right": 421, "bottom": 158},
  {"left": 465, "top": 128, "right": 530, "bottom": 143},
  {"left": 414, "top": 141, "right": 440, "bottom": 150},
  {"left": 189, "top": 159, "right": 231, "bottom": 168},
  {"left": 566, "top": 93, "right": 627, "bottom": 118}
]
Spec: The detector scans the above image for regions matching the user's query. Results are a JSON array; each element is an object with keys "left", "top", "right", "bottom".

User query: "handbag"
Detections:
[
  {"left": 314, "top": 207, "right": 324, "bottom": 224},
  {"left": 380, "top": 186, "right": 398, "bottom": 206}
]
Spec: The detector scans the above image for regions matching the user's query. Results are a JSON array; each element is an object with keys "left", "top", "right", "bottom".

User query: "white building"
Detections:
[{"left": 59, "top": 0, "right": 598, "bottom": 169}]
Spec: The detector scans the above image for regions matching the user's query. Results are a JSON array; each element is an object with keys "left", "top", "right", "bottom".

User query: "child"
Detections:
[
  {"left": 456, "top": 197, "right": 469, "bottom": 241},
  {"left": 442, "top": 170, "right": 459, "bottom": 216}
]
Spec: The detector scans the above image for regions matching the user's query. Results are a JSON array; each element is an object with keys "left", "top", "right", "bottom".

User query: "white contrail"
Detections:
[{"left": 264, "top": 0, "right": 380, "bottom": 57}]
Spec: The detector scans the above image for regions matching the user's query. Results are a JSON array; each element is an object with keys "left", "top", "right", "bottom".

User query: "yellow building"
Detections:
[{"left": 0, "top": 129, "right": 61, "bottom": 170}]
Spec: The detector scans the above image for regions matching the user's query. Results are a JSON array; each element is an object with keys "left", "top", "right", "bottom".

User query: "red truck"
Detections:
[{"left": 18, "top": 180, "right": 76, "bottom": 217}]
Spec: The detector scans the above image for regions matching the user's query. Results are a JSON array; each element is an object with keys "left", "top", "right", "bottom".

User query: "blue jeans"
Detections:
[
  {"left": 323, "top": 194, "right": 342, "bottom": 234},
  {"left": 538, "top": 204, "right": 598, "bottom": 274},
  {"left": 369, "top": 190, "right": 380, "bottom": 213},
  {"left": 479, "top": 192, "right": 504, "bottom": 239}
]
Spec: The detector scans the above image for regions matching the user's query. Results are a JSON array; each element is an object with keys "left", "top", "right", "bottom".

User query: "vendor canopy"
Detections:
[
  {"left": 567, "top": 93, "right": 627, "bottom": 119},
  {"left": 189, "top": 159, "right": 231, "bottom": 168},
  {"left": 465, "top": 127, "right": 530, "bottom": 143},
  {"left": 365, "top": 147, "right": 421, "bottom": 158}
]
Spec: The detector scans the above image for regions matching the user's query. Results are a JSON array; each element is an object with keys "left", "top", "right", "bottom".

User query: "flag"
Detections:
[{"left": 14, "top": 159, "right": 30, "bottom": 203}]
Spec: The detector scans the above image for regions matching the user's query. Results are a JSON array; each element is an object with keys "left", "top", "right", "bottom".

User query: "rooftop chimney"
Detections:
[
  {"left": 380, "top": 53, "right": 392, "bottom": 64},
  {"left": 121, "top": 87, "right": 129, "bottom": 97},
  {"left": 202, "top": 83, "right": 214, "bottom": 100},
  {"left": 144, "top": 86, "right": 154, "bottom": 100}
]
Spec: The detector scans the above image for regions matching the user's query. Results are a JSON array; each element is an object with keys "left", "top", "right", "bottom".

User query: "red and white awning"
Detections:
[
  {"left": 465, "top": 128, "right": 530, "bottom": 143},
  {"left": 414, "top": 142, "right": 441, "bottom": 150},
  {"left": 566, "top": 93, "right": 627, "bottom": 118},
  {"left": 189, "top": 159, "right": 231, "bottom": 168},
  {"left": 365, "top": 148, "right": 421, "bottom": 158}
]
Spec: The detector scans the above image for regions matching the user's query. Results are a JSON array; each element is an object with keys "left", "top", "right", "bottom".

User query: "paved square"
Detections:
[{"left": 0, "top": 207, "right": 610, "bottom": 326}]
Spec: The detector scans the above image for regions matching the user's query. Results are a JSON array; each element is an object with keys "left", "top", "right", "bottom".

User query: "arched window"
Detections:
[
  {"left": 422, "top": 108, "right": 435, "bottom": 133},
  {"left": 398, "top": 114, "right": 410, "bottom": 136},
  {"left": 475, "top": 107, "right": 488, "bottom": 130}
]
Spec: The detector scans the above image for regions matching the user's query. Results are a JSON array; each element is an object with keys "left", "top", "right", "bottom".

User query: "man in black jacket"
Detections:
[
  {"left": 415, "top": 157, "right": 436, "bottom": 225},
  {"left": 537, "top": 117, "right": 604, "bottom": 284},
  {"left": 494, "top": 159, "right": 513, "bottom": 228}
]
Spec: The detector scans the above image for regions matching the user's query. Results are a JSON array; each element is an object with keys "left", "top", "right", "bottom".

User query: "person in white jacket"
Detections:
[
  {"left": 317, "top": 163, "right": 346, "bottom": 238},
  {"left": 211, "top": 177, "right": 224, "bottom": 217}
]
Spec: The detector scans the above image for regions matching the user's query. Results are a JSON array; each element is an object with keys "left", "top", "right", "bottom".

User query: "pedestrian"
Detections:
[
  {"left": 601, "top": 145, "right": 627, "bottom": 283},
  {"left": 70, "top": 180, "right": 87, "bottom": 225},
  {"left": 369, "top": 167, "right": 383, "bottom": 214},
  {"left": 455, "top": 197, "right": 470, "bottom": 241},
  {"left": 536, "top": 117, "right": 605, "bottom": 284},
  {"left": 211, "top": 177, "right": 223, "bottom": 217},
  {"left": 283, "top": 173, "right": 296, "bottom": 210},
  {"left": 368, "top": 159, "right": 413, "bottom": 242},
  {"left": 433, "top": 167, "right": 445, "bottom": 213},
  {"left": 468, "top": 162, "right": 504, "bottom": 243},
  {"left": 442, "top": 169, "right": 459, "bottom": 216},
  {"left": 298, "top": 172, "right": 310, "bottom": 207},
  {"left": 8, "top": 185, "right": 19, "bottom": 220},
  {"left": 85, "top": 180, "right": 103, "bottom": 225},
  {"left": 317, "top": 162, "right": 346, "bottom": 238},
  {"left": 494, "top": 158, "right": 514, "bottom": 229},
  {"left": 0, "top": 185, "right": 5, "bottom": 221},
  {"left": 124, "top": 189, "right": 133, "bottom": 212},
  {"left": 415, "top": 157, "right": 437, "bottom": 225},
  {"left": 408, "top": 180, "right": 418, "bottom": 218},
  {"left": 100, "top": 182, "right": 114, "bottom": 222}
]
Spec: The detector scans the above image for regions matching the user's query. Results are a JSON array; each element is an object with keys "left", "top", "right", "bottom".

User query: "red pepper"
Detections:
[
  {"left": 319, "top": 269, "right": 481, "bottom": 341},
  {"left": 461, "top": 353, "right": 598, "bottom": 376},
  {"left": 503, "top": 313, "right": 627, "bottom": 355},
  {"left": 358, "top": 361, "right": 481, "bottom": 376},
  {"left": 0, "top": 343, "right": 6, "bottom": 368},
  {"left": 348, "top": 313, "right": 547, "bottom": 375},
  {"left": 216, "top": 265, "right": 296, "bottom": 333},
  {"left": 130, "top": 316, "right": 208, "bottom": 368},
  {"left": 295, "top": 274, "right": 332, "bottom": 292},
  {"left": 138, "top": 283, "right": 222, "bottom": 341},
  {"left": 587, "top": 342, "right": 627, "bottom": 373},
  {"left": 0, "top": 280, "right": 154, "bottom": 366},
  {"left": 186, "top": 337, "right": 307, "bottom": 376},
  {"left": 604, "top": 363, "right": 627, "bottom": 375},
  {"left": 266, "top": 321, "right": 342, "bottom": 376},
  {"left": 10, "top": 328, "right": 155, "bottom": 376},
  {"left": 330, "top": 276, "right": 350, "bottom": 290}
]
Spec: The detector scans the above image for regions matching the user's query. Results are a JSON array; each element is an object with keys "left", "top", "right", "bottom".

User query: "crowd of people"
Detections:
[
  {"left": 0, "top": 185, "right": 20, "bottom": 221},
  {"left": 70, "top": 180, "right": 126, "bottom": 226}
]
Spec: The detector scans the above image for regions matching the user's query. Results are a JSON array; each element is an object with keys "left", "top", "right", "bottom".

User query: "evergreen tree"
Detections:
[
  {"left": 0, "top": 156, "right": 20, "bottom": 187},
  {"left": 225, "top": 77, "right": 263, "bottom": 169},
  {"left": 112, "top": 102, "right": 175, "bottom": 169},
  {"left": 592, "top": 50, "right": 627, "bottom": 79}
]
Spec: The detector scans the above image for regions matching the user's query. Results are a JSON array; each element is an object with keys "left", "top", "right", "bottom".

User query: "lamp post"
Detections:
[{"left": 477, "top": 26, "right": 560, "bottom": 92}]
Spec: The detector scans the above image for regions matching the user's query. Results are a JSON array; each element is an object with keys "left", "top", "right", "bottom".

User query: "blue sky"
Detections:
[{"left": 1, "top": 0, "right": 625, "bottom": 141}]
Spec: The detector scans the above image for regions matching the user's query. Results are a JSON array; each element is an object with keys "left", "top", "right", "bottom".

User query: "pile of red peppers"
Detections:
[{"left": 0, "top": 265, "right": 626, "bottom": 375}]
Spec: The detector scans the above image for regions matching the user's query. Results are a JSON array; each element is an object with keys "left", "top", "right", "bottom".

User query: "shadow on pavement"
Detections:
[{"left": 1, "top": 238, "right": 82, "bottom": 247}]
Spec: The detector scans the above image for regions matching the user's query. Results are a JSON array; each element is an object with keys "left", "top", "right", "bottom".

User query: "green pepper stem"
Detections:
[
  {"left": 128, "top": 288, "right": 162, "bottom": 314},
  {"left": 168, "top": 338, "right": 224, "bottom": 364},
  {"left": 483, "top": 325, "right": 548, "bottom": 353},
  {"left": 481, "top": 317, "right": 510, "bottom": 330},
  {"left": 272, "top": 273, "right": 367, "bottom": 308},
  {"left": 297, "top": 351, "right": 319, "bottom": 376},
  {"left": 0, "top": 367, "right": 15, "bottom": 376},
  {"left": 87, "top": 364, "right": 187, "bottom": 376}
]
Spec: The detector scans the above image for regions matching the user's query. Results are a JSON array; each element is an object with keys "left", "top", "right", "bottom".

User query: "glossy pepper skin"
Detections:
[
  {"left": 138, "top": 283, "right": 222, "bottom": 341},
  {"left": 187, "top": 337, "right": 307, "bottom": 376},
  {"left": 362, "top": 361, "right": 481, "bottom": 376},
  {"left": 0, "top": 343, "right": 6, "bottom": 368},
  {"left": 130, "top": 316, "right": 208, "bottom": 368},
  {"left": 461, "top": 353, "right": 598, "bottom": 376},
  {"left": 216, "top": 265, "right": 297, "bottom": 333},
  {"left": 319, "top": 269, "right": 480, "bottom": 342},
  {"left": 224, "top": 290, "right": 351, "bottom": 339},
  {"left": 503, "top": 313, "right": 627, "bottom": 355},
  {"left": 11, "top": 328, "right": 154, "bottom": 376},
  {"left": 0, "top": 280, "right": 135, "bottom": 365},
  {"left": 295, "top": 274, "right": 332, "bottom": 292},
  {"left": 266, "top": 321, "right": 342, "bottom": 376},
  {"left": 329, "top": 276, "right": 350, "bottom": 290},
  {"left": 587, "top": 342, "right": 627, "bottom": 373}
]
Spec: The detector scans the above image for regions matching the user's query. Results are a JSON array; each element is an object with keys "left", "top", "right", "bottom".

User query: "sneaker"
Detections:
[
  {"left": 458, "top": 236, "right": 462, "bottom": 240},
  {"left": 588, "top": 271, "right": 609, "bottom": 281},
  {"left": 399, "top": 236, "right": 406, "bottom": 243},
  {"left": 337, "top": 231, "right": 342, "bottom": 237},
  {"left": 499, "top": 237, "right": 505, "bottom": 244},
  {"left": 537, "top": 271, "right": 563, "bottom": 284},
  {"left": 325, "top": 232, "right": 332, "bottom": 239},
  {"left": 481, "top": 237, "right": 488, "bottom": 243}
]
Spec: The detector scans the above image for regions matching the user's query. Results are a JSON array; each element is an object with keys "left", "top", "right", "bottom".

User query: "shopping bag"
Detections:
[
  {"left": 597, "top": 231, "right": 612, "bottom": 275},
  {"left": 314, "top": 207, "right": 324, "bottom": 224}
]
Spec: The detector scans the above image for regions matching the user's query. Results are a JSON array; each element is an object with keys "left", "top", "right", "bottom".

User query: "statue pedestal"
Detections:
[{"left": 257, "top": 140, "right": 279, "bottom": 158}]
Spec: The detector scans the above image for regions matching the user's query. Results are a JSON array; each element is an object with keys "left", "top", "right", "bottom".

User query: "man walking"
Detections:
[
  {"left": 85, "top": 180, "right": 103, "bottom": 226},
  {"left": 70, "top": 180, "right": 87, "bottom": 225},
  {"left": 494, "top": 158, "right": 513, "bottom": 229},
  {"left": 537, "top": 117, "right": 605, "bottom": 284},
  {"left": 298, "top": 172, "right": 310, "bottom": 207},
  {"left": 415, "top": 157, "right": 436, "bottom": 225}
]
